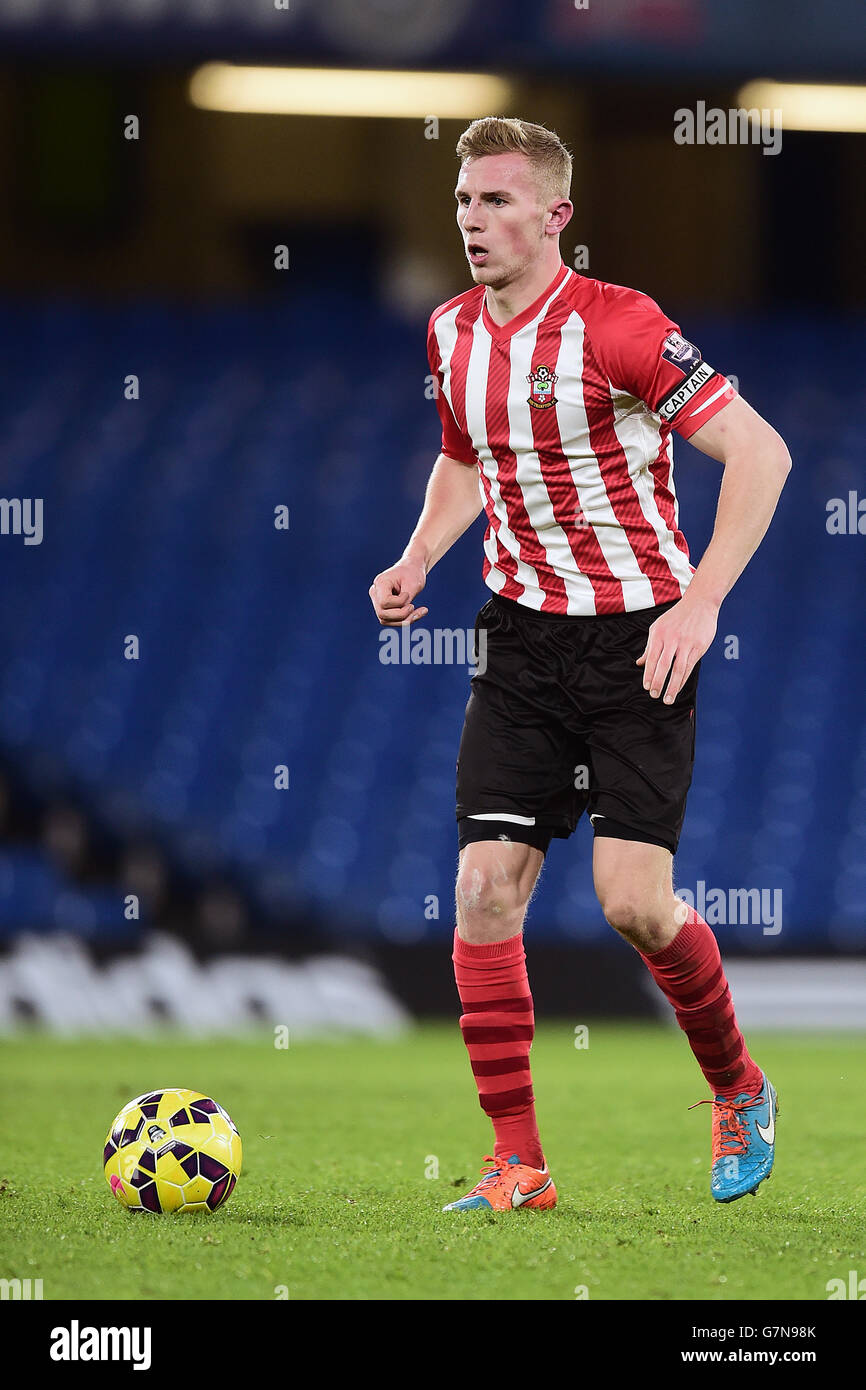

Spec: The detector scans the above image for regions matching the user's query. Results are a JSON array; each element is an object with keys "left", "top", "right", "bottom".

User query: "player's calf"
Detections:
[{"left": 452, "top": 840, "right": 548, "bottom": 1174}]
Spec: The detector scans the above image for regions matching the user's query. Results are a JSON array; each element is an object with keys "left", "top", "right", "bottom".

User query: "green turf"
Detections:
[{"left": 0, "top": 1024, "right": 863, "bottom": 1301}]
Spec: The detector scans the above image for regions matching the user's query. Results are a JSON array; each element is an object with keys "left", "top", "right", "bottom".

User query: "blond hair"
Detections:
[{"left": 455, "top": 117, "right": 572, "bottom": 206}]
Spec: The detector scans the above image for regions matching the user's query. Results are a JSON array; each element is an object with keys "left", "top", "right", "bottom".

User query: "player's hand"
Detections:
[
  {"left": 636, "top": 594, "right": 719, "bottom": 703},
  {"left": 369, "top": 558, "right": 428, "bottom": 626}
]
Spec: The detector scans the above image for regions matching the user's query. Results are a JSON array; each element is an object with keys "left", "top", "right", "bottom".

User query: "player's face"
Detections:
[{"left": 455, "top": 153, "right": 552, "bottom": 289}]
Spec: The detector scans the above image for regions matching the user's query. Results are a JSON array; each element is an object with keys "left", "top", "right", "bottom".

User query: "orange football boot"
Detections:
[{"left": 442, "top": 1153, "right": 557, "bottom": 1211}]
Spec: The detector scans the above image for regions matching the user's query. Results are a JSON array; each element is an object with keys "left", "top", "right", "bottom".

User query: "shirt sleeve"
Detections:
[
  {"left": 426, "top": 314, "right": 477, "bottom": 466},
  {"left": 594, "top": 287, "right": 737, "bottom": 440}
]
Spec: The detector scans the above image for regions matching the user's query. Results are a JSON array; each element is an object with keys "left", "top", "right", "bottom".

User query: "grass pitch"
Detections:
[{"left": 0, "top": 1024, "right": 863, "bottom": 1301}]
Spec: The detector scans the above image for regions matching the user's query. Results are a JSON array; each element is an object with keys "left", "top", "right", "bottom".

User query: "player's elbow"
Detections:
[
  {"left": 771, "top": 428, "right": 793, "bottom": 477},
  {"left": 771, "top": 438, "right": 793, "bottom": 494},
  {"left": 751, "top": 418, "right": 792, "bottom": 475},
  {"left": 727, "top": 424, "right": 792, "bottom": 482},
  {"left": 759, "top": 438, "right": 792, "bottom": 499}
]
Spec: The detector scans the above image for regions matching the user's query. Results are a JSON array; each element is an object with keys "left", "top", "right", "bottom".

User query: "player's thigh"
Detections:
[
  {"left": 457, "top": 688, "right": 578, "bottom": 823},
  {"left": 585, "top": 676, "right": 699, "bottom": 859},
  {"left": 456, "top": 601, "right": 583, "bottom": 834},
  {"left": 456, "top": 838, "right": 545, "bottom": 927}
]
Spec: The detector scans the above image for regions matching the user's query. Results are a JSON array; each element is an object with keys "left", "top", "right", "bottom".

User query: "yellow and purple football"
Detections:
[{"left": 103, "top": 1088, "right": 242, "bottom": 1214}]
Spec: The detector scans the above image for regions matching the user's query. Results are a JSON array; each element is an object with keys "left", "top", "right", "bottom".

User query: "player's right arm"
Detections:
[{"left": 368, "top": 451, "right": 482, "bottom": 626}]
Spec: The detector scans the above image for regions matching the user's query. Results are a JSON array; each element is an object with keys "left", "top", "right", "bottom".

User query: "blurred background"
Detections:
[{"left": 0, "top": 0, "right": 864, "bottom": 1034}]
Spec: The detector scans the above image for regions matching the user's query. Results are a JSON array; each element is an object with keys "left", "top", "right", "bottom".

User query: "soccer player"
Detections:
[{"left": 369, "top": 117, "right": 791, "bottom": 1211}]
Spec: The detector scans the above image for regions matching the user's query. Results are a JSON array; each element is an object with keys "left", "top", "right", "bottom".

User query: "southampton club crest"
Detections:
[{"left": 526, "top": 364, "right": 558, "bottom": 409}]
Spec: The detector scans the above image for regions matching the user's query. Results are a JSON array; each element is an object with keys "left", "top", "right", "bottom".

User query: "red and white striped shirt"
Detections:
[{"left": 427, "top": 260, "right": 736, "bottom": 615}]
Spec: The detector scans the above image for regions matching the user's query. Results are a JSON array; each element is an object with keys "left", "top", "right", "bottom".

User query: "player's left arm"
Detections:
[{"left": 637, "top": 394, "right": 792, "bottom": 703}]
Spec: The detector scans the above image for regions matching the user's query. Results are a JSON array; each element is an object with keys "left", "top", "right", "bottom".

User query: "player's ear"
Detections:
[{"left": 550, "top": 199, "right": 573, "bottom": 233}]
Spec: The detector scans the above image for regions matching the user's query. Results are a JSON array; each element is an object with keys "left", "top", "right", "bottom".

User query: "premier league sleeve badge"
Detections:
[{"left": 660, "top": 332, "right": 703, "bottom": 374}]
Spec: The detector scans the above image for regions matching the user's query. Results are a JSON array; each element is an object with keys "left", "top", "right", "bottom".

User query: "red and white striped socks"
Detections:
[
  {"left": 452, "top": 907, "right": 761, "bottom": 1164},
  {"left": 452, "top": 928, "right": 544, "bottom": 1169},
  {"left": 639, "top": 907, "right": 763, "bottom": 1100}
]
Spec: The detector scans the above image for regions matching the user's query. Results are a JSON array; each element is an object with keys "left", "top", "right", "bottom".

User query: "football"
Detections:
[{"left": 103, "top": 1088, "right": 242, "bottom": 1214}]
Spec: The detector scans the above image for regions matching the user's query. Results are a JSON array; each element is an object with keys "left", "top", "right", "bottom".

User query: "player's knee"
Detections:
[
  {"left": 600, "top": 893, "right": 643, "bottom": 936},
  {"left": 599, "top": 890, "right": 671, "bottom": 951},
  {"left": 456, "top": 862, "right": 528, "bottom": 939}
]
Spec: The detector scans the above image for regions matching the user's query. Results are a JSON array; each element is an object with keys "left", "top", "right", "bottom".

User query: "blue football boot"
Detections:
[{"left": 692, "top": 1071, "right": 778, "bottom": 1203}]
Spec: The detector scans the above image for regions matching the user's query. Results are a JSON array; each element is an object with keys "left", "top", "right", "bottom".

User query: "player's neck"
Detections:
[{"left": 484, "top": 253, "right": 564, "bottom": 328}]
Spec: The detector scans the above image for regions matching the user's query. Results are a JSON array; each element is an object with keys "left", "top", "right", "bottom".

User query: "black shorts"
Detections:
[{"left": 456, "top": 593, "right": 700, "bottom": 856}]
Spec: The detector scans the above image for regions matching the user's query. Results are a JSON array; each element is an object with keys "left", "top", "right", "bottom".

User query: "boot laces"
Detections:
[
  {"left": 471, "top": 1155, "right": 505, "bottom": 1191},
  {"left": 688, "top": 1095, "right": 763, "bottom": 1157}
]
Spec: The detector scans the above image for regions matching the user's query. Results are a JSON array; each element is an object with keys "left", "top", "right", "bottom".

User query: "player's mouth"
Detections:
[{"left": 467, "top": 243, "right": 489, "bottom": 265}]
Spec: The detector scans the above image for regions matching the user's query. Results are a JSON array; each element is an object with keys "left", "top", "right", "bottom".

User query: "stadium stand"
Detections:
[{"left": 0, "top": 295, "right": 862, "bottom": 950}]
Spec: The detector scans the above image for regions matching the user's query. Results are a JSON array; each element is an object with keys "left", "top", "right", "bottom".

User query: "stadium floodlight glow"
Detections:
[
  {"left": 188, "top": 64, "right": 513, "bottom": 119},
  {"left": 738, "top": 80, "right": 866, "bottom": 133}
]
